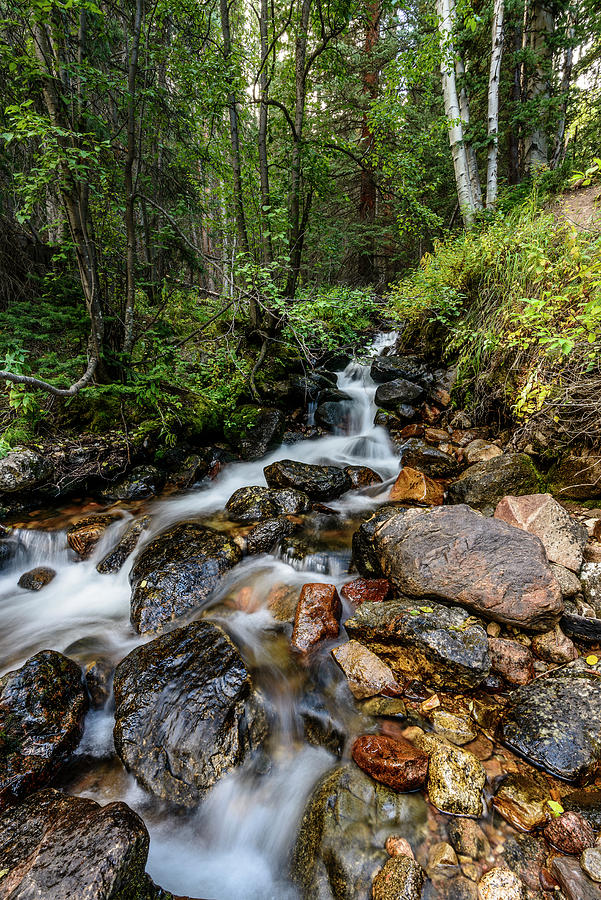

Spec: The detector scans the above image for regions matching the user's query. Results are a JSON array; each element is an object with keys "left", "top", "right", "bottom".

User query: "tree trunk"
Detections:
[
  {"left": 455, "top": 55, "right": 483, "bottom": 210},
  {"left": 486, "top": 0, "right": 505, "bottom": 208},
  {"left": 258, "top": 0, "right": 273, "bottom": 265},
  {"left": 524, "top": 0, "right": 554, "bottom": 170},
  {"left": 358, "top": 0, "right": 380, "bottom": 282},
  {"left": 437, "top": 0, "right": 476, "bottom": 227},
  {"left": 123, "top": 0, "right": 143, "bottom": 356},
  {"left": 285, "top": 0, "right": 312, "bottom": 298},
  {"left": 551, "top": 9, "right": 575, "bottom": 168},
  {"left": 508, "top": 24, "right": 522, "bottom": 185}
]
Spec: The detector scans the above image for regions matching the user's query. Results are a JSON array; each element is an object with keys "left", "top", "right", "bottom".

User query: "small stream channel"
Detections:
[{"left": 0, "top": 332, "right": 414, "bottom": 899}]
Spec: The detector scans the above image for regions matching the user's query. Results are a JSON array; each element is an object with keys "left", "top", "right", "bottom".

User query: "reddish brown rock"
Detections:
[
  {"left": 351, "top": 733, "right": 428, "bottom": 791},
  {"left": 488, "top": 637, "right": 534, "bottom": 686},
  {"left": 67, "top": 514, "right": 119, "bottom": 558},
  {"left": 340, "top": 578, "right": 391, "bottom": 605},
  {"left": 399, "top": 424, "right": 424, "bottom": 439},
  {"left": 421, "top": 403, "right": 442, "bottom": 424},
  {"left": 464, "top": 439, "right": 503, "bottom": 465},
  {"left": 290, "top": 583, "right": 341, "bottom": 653},
  {"left": 543, "top": 811, "right": 596, "bottom": 854},
  {"left": 386, "top": 835, "right": 415, "bottom": 858},
  {"left": 344, "top": 465, "right": 383, "bottom": 488},
  {"left": 531, "top": 626, "right": 578, "bottom": 664},
  {"left": 389, "top": 467, "right": 444, "bottom": 506},
  {"left": 494, "top": 494, "right": 588, "bottom": 572}
]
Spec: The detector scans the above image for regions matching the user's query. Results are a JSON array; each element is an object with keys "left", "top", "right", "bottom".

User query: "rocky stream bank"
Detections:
[{"left": 2, "top": 333, "right": 601, "bottom": 899}]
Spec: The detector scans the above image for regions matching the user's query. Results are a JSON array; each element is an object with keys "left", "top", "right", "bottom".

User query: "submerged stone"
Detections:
[{"left": 290, "top": 763, "right": 428, "bottom": 900}]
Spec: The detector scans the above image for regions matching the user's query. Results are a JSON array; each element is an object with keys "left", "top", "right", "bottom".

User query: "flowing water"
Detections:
[{"left": 0, "top": 332, "right": 404, "bottom": 900}]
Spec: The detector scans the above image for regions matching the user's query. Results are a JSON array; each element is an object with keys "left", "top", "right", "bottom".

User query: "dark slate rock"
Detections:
[
  {"left": 290, "top": 763, "right": 428, "bottom": 900},
  {"left": 129, "top": 522, "right": 242, "bottom": 633},
  {"left": 232, "top": 405, "right": 286, "bottom": 460},
  {"left": 17, "top": 565, "right": 56, "bottom": 591},
  {"left": 400, "top": 437, "right": 460, "bottom": 478},
  {"left": 0, "top": 788, "right": 161, "bottom": 900},
  {"left": 352, "top": 506, "right": 399, "bottom": 577},
  {"left": 370, "top": 355, "right": 429, "bottom": 385},
  {"left": 225, "top": 485, "right": 311, "bottom": 523},
  {"left": 560, "top": 612, "right": 601, "bottom": 644},
  {"left": 499, "top": 657, "right": 601, "bottom": 781},
  {"left": 246, "top": 516, "right": 297, "bottom": 554},
  {"left": 0, "top": 651, "right": 88, "bottom": 807},
  {"left": 345, "top": 597, "right": 491, "bottom": 690},
  {"left": 96, "top": 516, "right": 151, "bottom": 574},
  {"left": 113, "top": 621, "right": 268, "bottom": 806},
  {"left": 100, "top": 465, "right": 165, "bottom": 502},
  {"left": 374, "top": 378, "right": 425, "bottom": 410},
  {"left": 289, "top": 372, "right": 337, "bottom": 402},
  {"left": 264, "top": 460, "right": 351, "bottom": 500},
  {"left": 446, "top": 452, "right": 542, "bottom": 515},
  {"left": 315, "top": 390, "right": 353, "bottom": 431}
]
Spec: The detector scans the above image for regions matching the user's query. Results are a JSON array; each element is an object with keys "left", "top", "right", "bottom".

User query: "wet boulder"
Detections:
[
  {"left": 289, "top": 371, "right": 337, "bottom": 402},
  {"left": 129, "top": 522, "right": 242, "bottom": 633},
  {"left": 351, "top": 734, "right": 428, "bottom": 792},
  {"left": 0, "top": 651, "right": 88, "bottom": 807},
  {"left": 226, "top": 405, "right": 285, "bottom": 460},
  {"left": 494, "top": 493, "right": 588, "bottom": 572},
  {"left": 290, "top": 763, "right": 428, "bottom": 900},
  {"left": 499, "top": 657, "right": 601, "bottom": 780},
  {"left": 374, "top": 378, "right": 424, "bottom": 410},
  {"left": 0, "top": 449, "right": 52, "bottom": 493},
  {"left": 298, "top": 691, "right": 346, "bottom": 756},
  {"left": 246, "top": 515, "right": 297, "bottom": 554},
  {"left": 291, "top": 583, "right": 341, "bottom": 653},
  {"left": 67, "top": 513, "right": 120, "bottom": 559},
  {"left": 315, "top": 389, "right": 353, "bottom": 431},
  {"left": 340, "top": 577, "right": 391, "bottom": 604},
  {"left": 17, "top": 565, "right": 56, "bottom": 591},
  {"left": 0, "top": 788, "right": 160, "bottom": 900},
  {"left": 355, "top": 504, "right": 563, "bottom": 631},
  {"left": 264, "top": 459, "right": 351, "bottom": 500},
  {"left": 551, "top": 855, "right": 601, "bottom": 900},
  {"left": 113, "top": 621, "right": 268, "bottom": 806},
  {"left": 344, "top": 465, "right": 383, "bottom": 489},
  {"left": 446, "top": 452, "right": 542, "bottom": 514},
  {"left": 100, "top": 465, "right": 165, "bottom": 503},
  {"left": 400, "top": 437, "right": 459, "bottom": 478},
  {"left": 96, "top": 515, "right": 151, "bottom": 574},
  {"left": 225, "top": 484, "right": 310, "bottom": 523},
  {"left": 370, "top": 355, "right": 429, "bottom": 385},
  {"left": 463, "top": 439, "right": 504, "bottom": 465},
  {"left": 344, "top": 598, "right": 490, "bottom": 690},
  {"left": 351, "top": 505, "right": 404, "bottom": 577},
  {"left": 414, "top": 733, "right": 486, "bottom": 817},
  {"left": 492, "top": 772, "right": 551, "bottom": 832}
]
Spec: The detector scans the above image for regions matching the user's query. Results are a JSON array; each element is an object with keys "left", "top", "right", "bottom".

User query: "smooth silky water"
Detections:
[{"left": 0, "top": 333, "right": 402, "bottom": 900}]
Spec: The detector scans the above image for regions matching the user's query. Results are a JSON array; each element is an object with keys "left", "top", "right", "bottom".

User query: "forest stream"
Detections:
[{"left": 2, "top": 334, "right": 601, "bottom": 900}]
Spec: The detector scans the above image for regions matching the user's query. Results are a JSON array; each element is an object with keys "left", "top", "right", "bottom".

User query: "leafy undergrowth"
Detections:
[
  {"left": 0, "top": 284, "right": 381, "bottom": 455},
  {"left": 388, "top": 189, "right": 601, "bottom": 449}
]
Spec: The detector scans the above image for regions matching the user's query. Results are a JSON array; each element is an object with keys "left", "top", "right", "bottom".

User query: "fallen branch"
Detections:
[{"left": 0, "top": 355, "right": 98, "bottom": 397}]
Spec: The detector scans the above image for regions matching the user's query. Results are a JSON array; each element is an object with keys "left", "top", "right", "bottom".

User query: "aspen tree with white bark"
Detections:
[
  {"left": 436, "top": 0, "right": 477, "bottom": 227},
  {"left": 486, "top": 0, "right": 505, "bottom": 208}
]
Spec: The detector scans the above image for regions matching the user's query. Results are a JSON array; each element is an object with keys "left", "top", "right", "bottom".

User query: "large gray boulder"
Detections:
[
  {"left": 345, "top": 598, "right": 490, "bottom": 689},
  {"left": 264, "top": 459, "right": 351, "bottom": 500},
  {"left": 129, "top": 521, "right": 242, "bottom": 633},
  {"left": 352, "top": 505, "right": 563, "bottom": 631},
  {"left": 0, "top": 788, "right": 162, "bottom": 900},
  {"left": 291, "top": 764, "right": 428, "bottom": 900},
  {"left": 494, "top": 493, "right": 588, "bottom": 572},
  {"left": 113, "top": 621, "right": 267, "bottom": 806},
  {"left": 447, "top": 452, "right": 542, "bottom": 514}
]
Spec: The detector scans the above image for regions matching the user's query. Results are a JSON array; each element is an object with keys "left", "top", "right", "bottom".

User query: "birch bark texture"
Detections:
[
  {"left": 486, "top": 0, "right": 505, "bottom": 208},
  {"left": 436, "top": 0, "right": 476, "bottom": 227}
]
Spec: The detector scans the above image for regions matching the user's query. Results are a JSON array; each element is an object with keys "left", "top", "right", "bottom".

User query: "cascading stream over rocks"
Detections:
[{"left": 1, "top": 330, "right": 601, "bottom": 900}]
